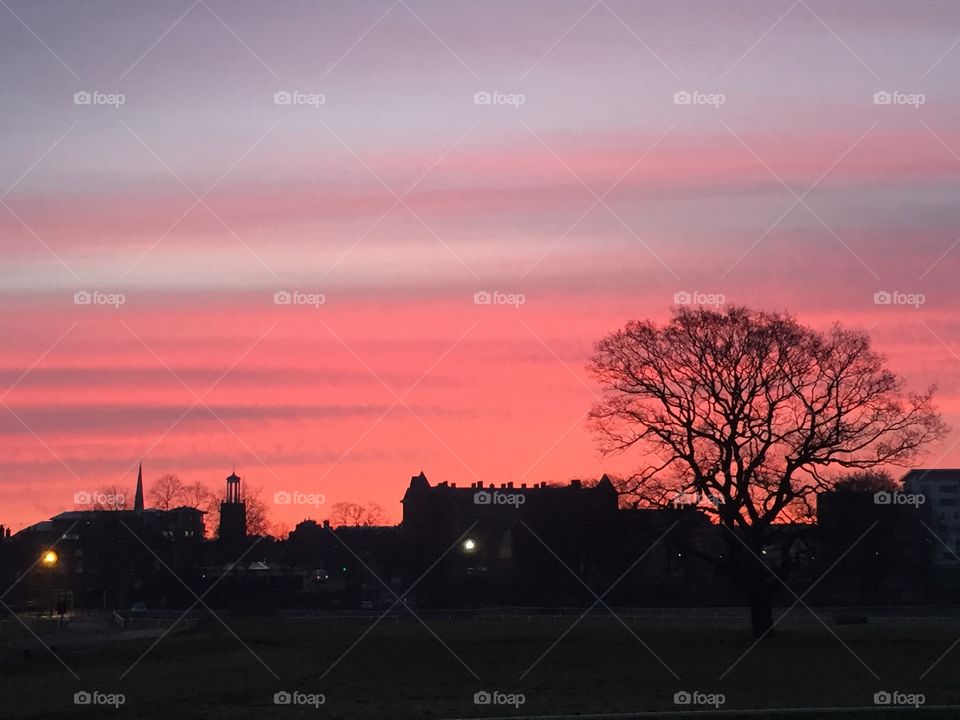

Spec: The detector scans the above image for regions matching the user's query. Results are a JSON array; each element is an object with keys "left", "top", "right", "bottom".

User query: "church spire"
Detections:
[{"left": 134, "top": 462, "right": 144, "bottom": 512}]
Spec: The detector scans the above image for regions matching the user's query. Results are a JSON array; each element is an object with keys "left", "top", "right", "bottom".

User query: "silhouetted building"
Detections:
[
  {"left": 399, "top": 472, "right": 713, "bottom": 606},
  {"left": 11, "top": 507, "right": 204, "bottom": 610},
  {"left": 218, "top": 470, "right": 246, "bottom": 548},
  {"left": 816, "top": 486, "right": 929, "bottom": 603},
  {"left": 903, "top": 468, "right": 960, "bottom": 563},
  {"left": 11, "top": 465, "right": 959, "bottom": 614},
  {"left": 283, "top": 520, "right": 403, "bottom": 609}
]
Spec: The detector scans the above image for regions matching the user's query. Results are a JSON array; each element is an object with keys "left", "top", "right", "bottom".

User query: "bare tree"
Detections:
[
  {"left": 588, "top": 306, "right": 946, "bottom": 638},
  {"left": 328, "top": 501, "right": 386, "bottom": 527},
  {"left": 329, "top": 502, "right": 362, "bottom": 527},
  {"left": 89, "top": 485, "right": 131, "bottom": 511},
  {"left": 243, "top": 484, "right": 271, "bottom": 536},
  {"left": 363, "top": 502, "right": 386, "bottom": 525},
  {"left": 148, "top": 474, "right": 184, "bottom": 510},
  {"left": 180, "top": 480, "right": 216, "bottom": 513}
]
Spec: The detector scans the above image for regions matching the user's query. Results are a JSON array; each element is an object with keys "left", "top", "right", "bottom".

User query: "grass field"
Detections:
[{"left": 3, "top": 611, "right": 960, "bottom": 719}]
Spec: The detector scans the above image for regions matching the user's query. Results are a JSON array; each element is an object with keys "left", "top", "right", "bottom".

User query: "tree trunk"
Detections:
[
  {"left": 749, "top": 592, "right": 775, "bottom": 639},
  {"left": 725, "top": 527, "right": 779, "bottom": 638}
]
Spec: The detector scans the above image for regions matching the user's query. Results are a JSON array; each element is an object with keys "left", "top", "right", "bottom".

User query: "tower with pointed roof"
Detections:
[{"left": 134, "top": 463, "right": 144, "bottom": 512}]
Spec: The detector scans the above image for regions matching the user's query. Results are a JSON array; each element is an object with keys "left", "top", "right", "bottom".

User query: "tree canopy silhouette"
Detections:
[
  {"left": 148, "top": 474, "right": 184, "bottom": 510},
  {"left": 588, "top": 306, "right": 946, "bottom": 637},
  {"left": 328, "top": 501, "right": 386, "bottom": 527},
  {"left": 833, "top": 469, "right": 899, "bottom": 494}
]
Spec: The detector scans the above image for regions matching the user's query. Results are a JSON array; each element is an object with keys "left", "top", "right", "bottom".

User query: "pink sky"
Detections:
[{"left": 3, "top": 0, "right": 960, "bottom": 531}]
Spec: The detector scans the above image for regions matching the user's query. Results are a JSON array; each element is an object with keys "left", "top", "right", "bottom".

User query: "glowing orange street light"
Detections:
[{"left": 41, "top": 550, "right": 58, "bottom": 566}]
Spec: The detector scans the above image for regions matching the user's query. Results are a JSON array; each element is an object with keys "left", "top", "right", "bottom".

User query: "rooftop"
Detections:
[{"left": 902, "top": 469, "right": 960, "bottom": 484}]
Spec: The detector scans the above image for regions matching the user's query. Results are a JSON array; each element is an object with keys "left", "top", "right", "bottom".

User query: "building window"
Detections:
[
  {"left": 942, "top": 485, "right": 959, "bottom": 493},
  {"left": 941, "top": 499, "right": 957, "bottom": 507}
]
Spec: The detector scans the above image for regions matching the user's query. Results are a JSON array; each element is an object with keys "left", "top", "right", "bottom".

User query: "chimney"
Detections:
[
  {"left": 571, "top": 479, "right": 582, "bottom": 489},
  {"left": 507, "top": 482, "right": 514, "bottom": 488}
]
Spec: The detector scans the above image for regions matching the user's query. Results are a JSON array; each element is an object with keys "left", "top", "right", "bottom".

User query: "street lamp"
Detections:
[
  {"left": 39, "top": 550, "right": 59, "bottom": 619},
  {"left": 462, "top": 538, "right": 477, "bottom": 552}
]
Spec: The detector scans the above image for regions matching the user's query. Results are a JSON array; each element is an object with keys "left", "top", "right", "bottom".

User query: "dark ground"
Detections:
[{"left": 2, "top": 610, "right": 960, "bottom": 719}]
